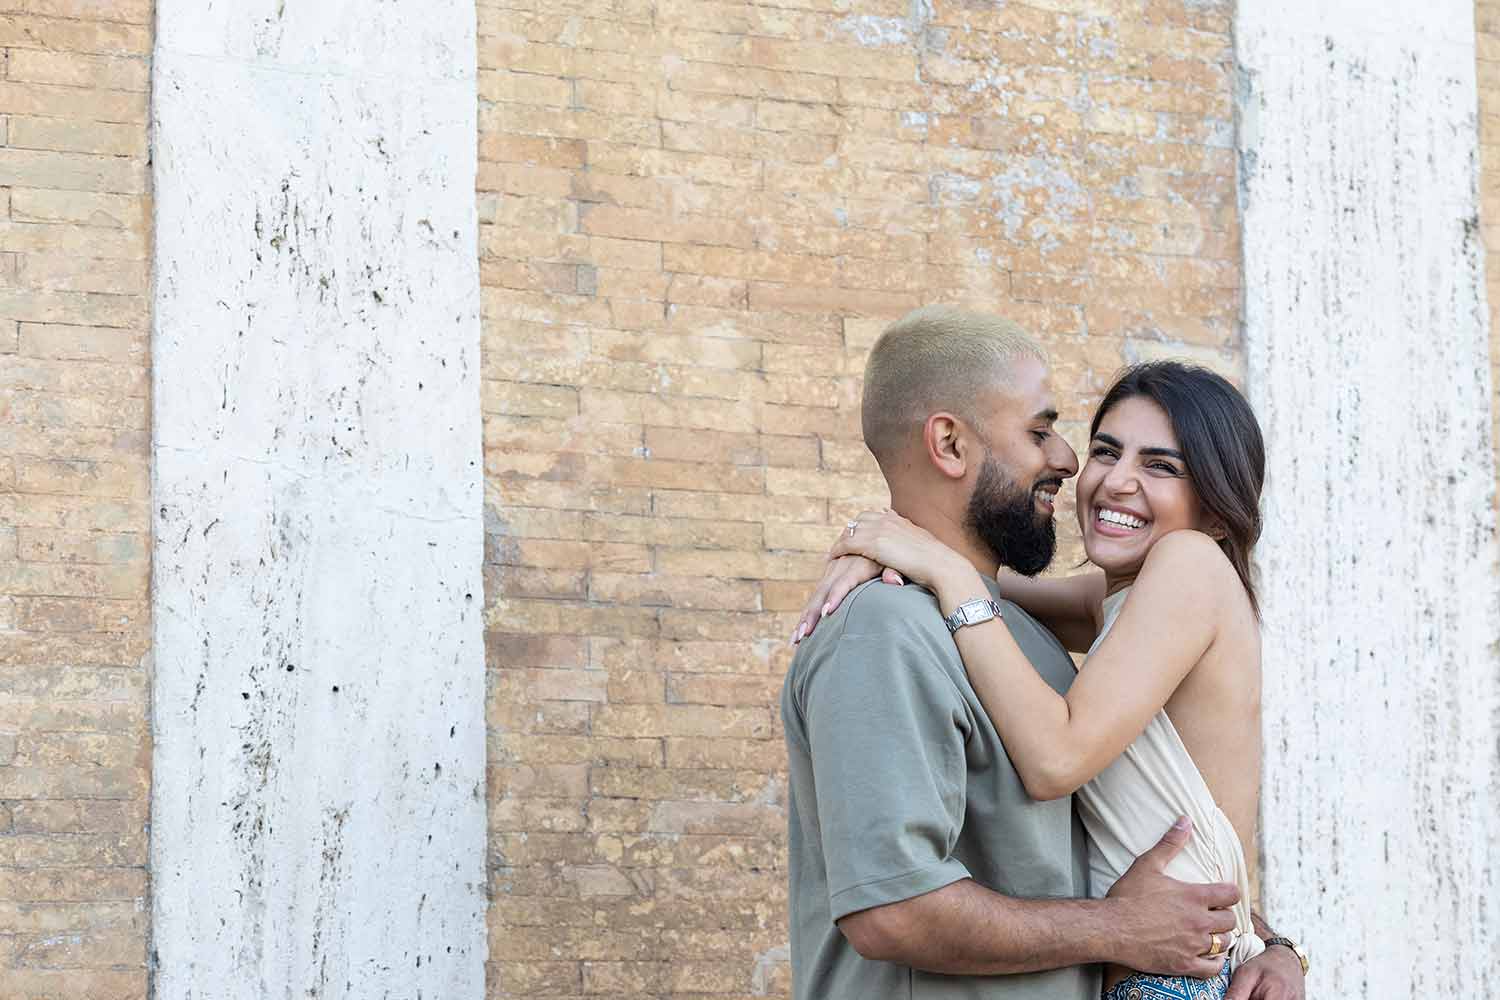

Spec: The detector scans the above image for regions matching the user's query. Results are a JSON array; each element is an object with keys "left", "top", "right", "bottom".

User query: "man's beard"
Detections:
[{"left": 965, "top": 453, "right": 1058, "bottom": 577}]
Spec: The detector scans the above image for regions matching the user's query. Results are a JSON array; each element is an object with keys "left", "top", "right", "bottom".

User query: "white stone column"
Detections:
[
  {"left": 149, "top": 2, "right": 486, "bottom": 996},
  {"left": 1237, "top": 2, "right": 1500, "bottom": 993}
]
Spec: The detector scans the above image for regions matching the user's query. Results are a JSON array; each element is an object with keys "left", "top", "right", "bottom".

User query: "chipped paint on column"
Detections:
[
  {"left": 1236, "top": 1, "right": 1500, "bottom": 992},
  {"left": 149, "top": 2, "right": 485, "bottom": 996}
]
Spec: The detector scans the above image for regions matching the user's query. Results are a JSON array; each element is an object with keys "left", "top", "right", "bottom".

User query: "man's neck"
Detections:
[{"left": 888, "top": 489, "right": 1000, "bottom": 581}]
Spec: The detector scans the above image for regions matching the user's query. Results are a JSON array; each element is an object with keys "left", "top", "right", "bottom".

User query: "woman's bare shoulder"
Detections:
[
  {"left": 1140, "top": 529, "right": 1234, "bottom": 577},
  {"left": 1136, "top": 530, "right": 1253, "bottom": 622}
]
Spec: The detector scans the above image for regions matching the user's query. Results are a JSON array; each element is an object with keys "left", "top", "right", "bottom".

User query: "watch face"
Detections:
[{"left": 962, "top": 602, "right": 989, "bottom": 624}]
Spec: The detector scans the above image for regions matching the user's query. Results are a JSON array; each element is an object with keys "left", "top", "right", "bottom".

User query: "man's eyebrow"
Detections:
[
  {"left": 1031, "top": 408, "right": 1059, "bottom": 423},
  {"left": 1091, "top": 431, "right": 1184, "bottom": 460}
]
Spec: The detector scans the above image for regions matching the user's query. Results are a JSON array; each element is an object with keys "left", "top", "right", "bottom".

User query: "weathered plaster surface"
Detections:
[
  {"left": 150, "top": 1, "right": 485, "bottom": 995},
  {"left": 1237, "top": 1, "right": 1500, "bottom": 991}
]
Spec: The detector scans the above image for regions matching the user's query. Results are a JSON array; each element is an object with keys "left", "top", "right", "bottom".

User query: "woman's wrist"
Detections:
[{"left": 934, "top": 559, "right": 992, "bottom": 615}]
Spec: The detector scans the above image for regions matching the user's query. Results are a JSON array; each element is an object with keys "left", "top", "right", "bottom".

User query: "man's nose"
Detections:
[{"left": 1049, "top": 435, "right": 1079, "bottom": 478}]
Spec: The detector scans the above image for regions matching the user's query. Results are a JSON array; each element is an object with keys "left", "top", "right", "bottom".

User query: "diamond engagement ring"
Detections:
[{"left": 845, "top": 520, "right": 858, "bottom": 537}]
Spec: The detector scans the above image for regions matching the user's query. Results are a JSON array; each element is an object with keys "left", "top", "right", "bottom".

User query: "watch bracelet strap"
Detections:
[
  {"left": 1262, "top": 936, "right": 1308, "bottom": 974},
  {"left": 944, "top": 598, "right": 1003, "bottom": 634}
]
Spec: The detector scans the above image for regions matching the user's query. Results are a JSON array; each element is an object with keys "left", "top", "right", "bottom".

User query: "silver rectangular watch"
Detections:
[{"left": 943, "top": 597, "right": 1004, "bottom": 635}]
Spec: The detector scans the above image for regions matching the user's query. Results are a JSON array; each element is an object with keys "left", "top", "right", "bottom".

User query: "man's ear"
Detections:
[{"left": 923, "top": 412, "right": 970, "bottom": 481}]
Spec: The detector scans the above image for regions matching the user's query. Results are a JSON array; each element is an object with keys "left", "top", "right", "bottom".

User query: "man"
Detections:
[{"left": 781, "top": 307, "right": 1306, "bottom": 999}]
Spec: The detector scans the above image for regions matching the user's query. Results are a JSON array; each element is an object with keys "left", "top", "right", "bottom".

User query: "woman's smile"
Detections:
[{"left": 1091, "top": 503, "right": 1150, "bottom": 537}]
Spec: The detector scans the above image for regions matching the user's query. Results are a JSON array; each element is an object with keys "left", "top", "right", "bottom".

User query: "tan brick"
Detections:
[
  {"left": 15, "top": 254, "right": 147, "bottom": 294},
  {"left": 478, "top": 68, "right": 573, "bottom": 108},
  {"left": 604, "top": 665, "right": 666, "bottom": 704},
  {"left": 0, "top": 970, "right": 145, "bottom": 999},
  {"left": 0, "top": 562, "right": 140, "bottom": 599},
  {"left": 0, "top": 12, "right": 148, "bottom": 54},
  {"left": 592, "top": 703, "right": 772, "bottom": 740},
  {"left": 579, "top": 204, "right": 754, "bottom": 249},
  {"left": 4, "top": 387, "right": 148, "bottom": 428},
  {"left": 474, "top": 165, "right": 573, "bottom": 202},
  {"left": 0, "top": 356, "right": 147, "bottom": 398},
  {"left": 666, "top": 672, "right": 784, "bottom": 707},
  {"left": 13, "top": 458, "right": 145, "bottom": 498},
  {"left": 589, "top": 573, "right": 760, "bottom": 611},
  {"left": 16, "top": 927, "right": 145, "bottom": 968},
  {"left": 14, "top": 322, "right": 144, "bottom": 363},
  {"left": 478, "top": 132, "right": 586, "bottom": 168},
  {"left": 490, "top": 961, "right": 582, "bottom": 994},
  {"left": 13, "top": 596, "right": 143, "bottom": 633},
  {"left": 592, "top": 265, "right": 670, "bottom": 300},
  {"left": 489, "top": 762, "right": 590, "bottom": 800},
  {"left": 8, "top": 188, "right": 146, "bottom": 230},
  {"left": 16, "top": 528, "right": 145, "bottom": 564},
  {"left": 0, "top": 220, "right": 147, "bottom": 258},
  {"left": 0, "top": 148, "right": 145, "bottom": 194},
  {"left": 5, "top": 48, "right": 148, "bottom": 92}
]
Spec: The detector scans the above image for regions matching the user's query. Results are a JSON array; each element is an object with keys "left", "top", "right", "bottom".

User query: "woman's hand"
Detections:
[
  {"left": 791, "top": 555, "right": 903, "bottom": 645},
  {"left": 828, "top": 510, "right": 981, "bottom": 606}
]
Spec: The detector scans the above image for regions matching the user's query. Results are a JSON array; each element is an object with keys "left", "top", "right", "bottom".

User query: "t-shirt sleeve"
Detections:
[{"left": 802, "top": 629, "right": 974, "bottom": 920}]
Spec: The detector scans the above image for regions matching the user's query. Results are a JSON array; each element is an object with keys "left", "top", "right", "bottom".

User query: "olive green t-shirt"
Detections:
[{"left": 781, "top": 578, "right": 1098, "bottom": 1000}]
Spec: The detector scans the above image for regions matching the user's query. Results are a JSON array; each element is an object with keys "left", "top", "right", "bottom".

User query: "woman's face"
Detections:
[{"left": 1076, "top": 395, "right": 1217, "bottom": 580}]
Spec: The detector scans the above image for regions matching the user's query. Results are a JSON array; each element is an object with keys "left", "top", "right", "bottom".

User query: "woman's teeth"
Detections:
[{"left": 1097, "top": 508, "right": 1146, "bottom": 529}]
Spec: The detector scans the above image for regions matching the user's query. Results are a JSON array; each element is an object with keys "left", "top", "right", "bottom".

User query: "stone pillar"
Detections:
[
  {"left": 149, "top": 2, "right": 486, "bottom": 995},
  {"left": 1236, "top": 1, "right": 1500, "bottom": 992}
]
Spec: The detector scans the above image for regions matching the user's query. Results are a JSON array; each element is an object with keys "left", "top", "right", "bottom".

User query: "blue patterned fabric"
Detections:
[{"left": 1102, "top": 962, "right": 1231, "bottom": 1000}]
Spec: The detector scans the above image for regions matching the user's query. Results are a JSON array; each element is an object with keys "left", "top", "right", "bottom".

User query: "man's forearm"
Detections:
[{"left": 839, "top": 878, "right": 1123, "bottom": 975}]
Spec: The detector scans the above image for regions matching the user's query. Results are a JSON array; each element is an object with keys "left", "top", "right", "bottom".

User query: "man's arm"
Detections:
[{"left": 839, "top": 818, "right": 1238, "bottom": 981}]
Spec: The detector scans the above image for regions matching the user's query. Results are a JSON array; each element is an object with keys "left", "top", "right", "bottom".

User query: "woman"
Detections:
[{"left": 794, "top": 362, "right": 1269, "bottom": 999}]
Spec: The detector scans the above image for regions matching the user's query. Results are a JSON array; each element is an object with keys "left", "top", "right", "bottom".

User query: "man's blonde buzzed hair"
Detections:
[{"left": 861, "top": 305, "right": 1047, "bottom": 469}]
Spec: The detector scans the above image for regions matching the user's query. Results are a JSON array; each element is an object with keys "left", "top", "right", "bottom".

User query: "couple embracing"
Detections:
[{"left": 780, "top": 307, "right": 1309, "bottom": 1000}]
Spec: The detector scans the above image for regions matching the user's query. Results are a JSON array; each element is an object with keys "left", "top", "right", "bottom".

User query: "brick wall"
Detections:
[
  {"left": 0, "top": 3, "right": 153, "bottom": 996},
  {"left": 477, "top": 1, "right": 1241, "bottom": 995},
  {"left": 1479, "top": 2, "right": 1500, "bottom": 500}
]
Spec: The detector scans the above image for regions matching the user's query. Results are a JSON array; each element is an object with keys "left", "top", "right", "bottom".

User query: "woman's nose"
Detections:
[{"left": 1103, "top": 462, "right": 1139, "bottom": 494}]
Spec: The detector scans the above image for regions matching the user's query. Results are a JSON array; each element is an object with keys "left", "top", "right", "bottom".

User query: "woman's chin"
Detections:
[{"left": 1081, "top": 538, "right": 1145, "bottom": 577}]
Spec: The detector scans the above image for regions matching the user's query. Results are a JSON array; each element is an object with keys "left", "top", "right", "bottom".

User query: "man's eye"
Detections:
[{"left": 1031, "top": 430, "right": 1048, "bottom": 443}]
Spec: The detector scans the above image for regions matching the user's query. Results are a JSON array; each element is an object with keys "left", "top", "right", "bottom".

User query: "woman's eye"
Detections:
[
  {"left": 1089, "top": 446, "right": 1117, "bottom": 460},
  {"left": 1150, "top": 462, "right": 1181, "bottom": 475}
]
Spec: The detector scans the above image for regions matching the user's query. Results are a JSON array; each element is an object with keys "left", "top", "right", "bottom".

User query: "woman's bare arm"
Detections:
[
  {"left": 994, "top": 568, "right": 1107, "bottom": 653},
  {"left": 831, "top": 516, "right": 1234, "bottom": 800},
  {"left": 792, "top": 524, "right": 1105, "bottom": 651}
]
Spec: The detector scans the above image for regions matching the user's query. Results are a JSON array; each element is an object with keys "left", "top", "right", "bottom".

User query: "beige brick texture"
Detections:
[
  {"left": 1480, "top": 1, "right": 1500, "bottom": 502},
  {"left": 477, "top": 0, "right": 1241, "bottom": 995},
  {"left": 0, "top": 3, "right": 152, "bottom": 995}
]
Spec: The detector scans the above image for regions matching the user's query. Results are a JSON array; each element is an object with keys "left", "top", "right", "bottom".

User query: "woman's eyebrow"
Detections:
[{"left": 1091, "top": 432, "right": 1184, "bottom": 460}]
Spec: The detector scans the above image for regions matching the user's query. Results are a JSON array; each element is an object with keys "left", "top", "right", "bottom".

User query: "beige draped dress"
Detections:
[{"left": 1077, "top": 587, "right": 1265, "bottom": 969}]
